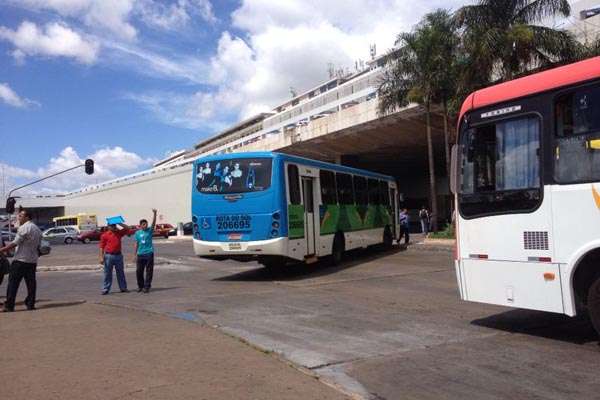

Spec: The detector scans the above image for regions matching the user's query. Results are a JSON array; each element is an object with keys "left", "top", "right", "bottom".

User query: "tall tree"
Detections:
[
  {"left": 455, "top": 0, "right": 578, "bottom": 93},
  {"left": 378, "top": 10, "right": 458, "bottom": 232}
]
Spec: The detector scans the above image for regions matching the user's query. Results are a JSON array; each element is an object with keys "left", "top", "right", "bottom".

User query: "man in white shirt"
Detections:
[{"left": 0, "top": 209, "right": 42, "bottom": 312}]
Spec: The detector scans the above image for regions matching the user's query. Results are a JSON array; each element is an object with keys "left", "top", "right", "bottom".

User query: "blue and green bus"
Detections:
[{"left": 191, "top": 152, "right": 398, "bottom": 268}]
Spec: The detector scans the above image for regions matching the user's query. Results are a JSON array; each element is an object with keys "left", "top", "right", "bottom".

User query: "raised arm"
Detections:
[{"left": 151, "top": 209, "right": 157, "bottom": 230}]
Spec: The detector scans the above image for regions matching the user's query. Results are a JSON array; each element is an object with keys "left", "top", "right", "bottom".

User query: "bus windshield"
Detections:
[
  {"left": 195, "top": 158, "right": 272, "bottom": 194},
  {"left": 458, "top": 115, "right": 541, "bottom": 218}
]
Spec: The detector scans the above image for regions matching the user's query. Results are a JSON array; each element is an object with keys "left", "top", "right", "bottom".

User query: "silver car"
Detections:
[{"left": 43, "top": 227, "right": 78, "bottom": 245}]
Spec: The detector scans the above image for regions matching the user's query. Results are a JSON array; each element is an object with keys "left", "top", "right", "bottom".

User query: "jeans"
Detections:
[
  {"left": 399, "top": 224, "right": 410, "bottom": 244},
  {"left": 420, "top": 219, "right": 428, "bottom": 234},
  {"left": 103, "top": 253, "right": 127, "bottom": 292},
  {"left": 5, "top": 260, "right": 37, "bottom": 310},
  {"left": 136, "top": 253, "right": 154, "bottom": 289}
]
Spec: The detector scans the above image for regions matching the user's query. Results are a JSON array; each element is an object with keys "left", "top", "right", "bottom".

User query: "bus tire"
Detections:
[
  {"left": 64, "top": 237, "right": 73, "bottom": 245},
  {"left": 587, "top": 276, "right": 600, "bottom": 336},
  {"left": 383, "top": 225, "right": 393, "bottom": 249},
  {"left": 331, "top": 233, "right": 345, "bottom": 266}
]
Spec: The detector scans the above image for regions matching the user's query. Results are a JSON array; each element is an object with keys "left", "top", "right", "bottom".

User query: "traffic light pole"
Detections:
[{"left": 5, "top": 161, "right": 93, "bottom": 234}]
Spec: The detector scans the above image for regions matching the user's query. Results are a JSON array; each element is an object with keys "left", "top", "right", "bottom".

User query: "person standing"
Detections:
[
  {"left": 99, "top": 221, "right": 131, "bottom": 295},
  {"left": 419, "top": 205, "right": 430, "bottom": 235},
  {"left": 0, "top": 209, "right": 42, "bottom": 311},
  {"left": 134, "top": 209, "right": 157, "bottom": 293},
  {"left": 397, "top": 208, "right": 410, "bottom": 245}
]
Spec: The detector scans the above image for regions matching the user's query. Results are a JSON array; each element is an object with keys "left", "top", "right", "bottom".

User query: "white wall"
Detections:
[{"left": 65, "top": 166, "right": 192, "bottom": 226}]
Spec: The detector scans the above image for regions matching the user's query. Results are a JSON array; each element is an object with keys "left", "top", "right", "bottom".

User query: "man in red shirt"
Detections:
[{"left": 99, "top": 222, "right": 131, "bottom": 295}]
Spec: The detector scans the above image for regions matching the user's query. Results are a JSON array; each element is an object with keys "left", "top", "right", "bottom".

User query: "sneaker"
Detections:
[
  {"left": 137, "top": 288, "right": 143, "bottom": 293},
  {"left": 143, "top": 288, "right": 150, "bottom": 293},
  {"left": 101, "top": 290, "right": 109, "bottom": 295},
  {"left": 120, "top": 289, "right": 129, "bottom": 293}
]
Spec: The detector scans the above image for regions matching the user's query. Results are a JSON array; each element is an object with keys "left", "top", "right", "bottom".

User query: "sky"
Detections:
[{"left": 0, "top": 0, "right": 580, "bottom": 197}]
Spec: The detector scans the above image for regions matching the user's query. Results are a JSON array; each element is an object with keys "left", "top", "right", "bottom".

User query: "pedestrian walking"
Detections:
[
  {"left": 134, "top": 209, "right": 157, "bottom": 293},
  {"left": 0, "top": 209, "right": 42, "bottom": 312},
  {"left": 397, "top": 208, "right": 410, "bottom": 245},
  {"left": 419, "top": 206, "right": 430, "bottom": 235},
  {"left": 99, "top": 220, "right": 131, "bottom": 295}
]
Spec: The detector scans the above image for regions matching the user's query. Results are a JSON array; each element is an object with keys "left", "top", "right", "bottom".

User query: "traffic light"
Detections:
[
  {"left": 85, "top": 159, "right": 94, "bottom": 175},
  {"left": 5, "top": 197, "right": 15, "bottom": 214}
]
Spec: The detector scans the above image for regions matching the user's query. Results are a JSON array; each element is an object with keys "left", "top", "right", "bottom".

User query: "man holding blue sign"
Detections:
[
  {"left": 134, "top": 209, "right": 157, "bottom": 293},
  {"left": 99, "top": 216, "right": 130, "bottom": 295}
]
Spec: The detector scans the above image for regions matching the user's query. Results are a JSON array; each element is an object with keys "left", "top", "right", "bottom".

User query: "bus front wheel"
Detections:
[
  {"left": 331, "top": 233, "right": 345, "bottom": 266},
  {"left": 587, "top": 276, "right": 600, "bottom": 336}
]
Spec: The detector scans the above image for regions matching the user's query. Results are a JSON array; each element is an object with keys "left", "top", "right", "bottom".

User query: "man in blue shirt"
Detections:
[{"left": 134, "top": 209, "right": 157, "bottom": 293}]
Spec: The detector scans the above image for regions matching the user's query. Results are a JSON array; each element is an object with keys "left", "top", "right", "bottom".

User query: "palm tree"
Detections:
[
  {"left": 378, "top": 10, "right": 458, "bottom": 232},
  {"left": 455, "top": 0, "right": 579, "bottom": 91}
]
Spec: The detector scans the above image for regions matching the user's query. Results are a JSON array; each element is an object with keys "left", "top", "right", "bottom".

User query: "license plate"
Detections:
[
  {"left": 216, "top": 214, "right": 251, "bottom": 232},
  {"left": 228, "top": 233, "right": 242, "bottom": 241},
  {"left": 228, "top": 242, "right": 242, "bottom": 251}
]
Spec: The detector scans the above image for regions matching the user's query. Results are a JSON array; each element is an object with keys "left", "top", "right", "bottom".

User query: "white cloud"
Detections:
[
  {"left": 14, "top": 0, "right": 137, "bottom": 41},
  {"left": 0, "top": 21, "right": 99, "bottom": 64},
  {"left": 0, "top": 83, "right": 39, "bottom": 108},
  {"left": 1, "top": 146, "right": 154, "bottom": 196},
  {"left": 136, "top": 0, "right": 217, "bottom": 31},
  {"left": 127, "top": 0, "right": 470, "bottom": 129}
]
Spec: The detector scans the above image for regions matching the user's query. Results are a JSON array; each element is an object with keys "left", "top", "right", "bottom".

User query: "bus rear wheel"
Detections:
[
  {"left": 383, "top": 226, "right": 393, "bottom": 250},
  {"left": 331, "top": 233, "right": 345, "bottom": 266},
  {"left": 587, "top": 276, "right": 600, "bottom": 336}
]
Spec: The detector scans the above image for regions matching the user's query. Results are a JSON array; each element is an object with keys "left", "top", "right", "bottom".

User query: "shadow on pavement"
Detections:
[
  {"left": 471, "top": 309, "right": 599, "bottom": 345},
  {"left": 145, "top": 287, "right": 181, "bottom": 292},
  {"left": 214, "top": 245, "right": 407, "bottom": 282}
]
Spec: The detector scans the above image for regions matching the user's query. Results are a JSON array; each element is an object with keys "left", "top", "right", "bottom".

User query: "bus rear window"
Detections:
[{"left": 195, "top": 158, "right": 272, "bottom": 194}]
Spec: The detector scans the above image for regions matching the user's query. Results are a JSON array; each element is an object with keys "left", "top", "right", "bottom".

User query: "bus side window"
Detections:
[
  {"left": 336, "top": 173, "right": 355, "bottom": 205},
  {"left": 320, "top": 170, "right": 337, "bottom": 205},
  {"left": 368, "top": 178, "right": 380, "bottom": 205},
  {"left": 353, "top": 176, "right": 368, "bottom": 205},
  {"left": 379, "top": 181, "right": 390, "bottom": 207},
  {"left": 287, "top": 164, "right": 301, "bottom": 204}
]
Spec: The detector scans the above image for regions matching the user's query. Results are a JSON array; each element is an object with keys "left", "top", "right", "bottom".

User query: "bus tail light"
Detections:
[
  {"left": 528, "top": 256, "right": 552, "bottom": 263},
  {"left": 543, "top": 272, "right": 555, "bottom": 281},
  {"left": 469, "top": 254, "right": 488, "bottom": 259}
]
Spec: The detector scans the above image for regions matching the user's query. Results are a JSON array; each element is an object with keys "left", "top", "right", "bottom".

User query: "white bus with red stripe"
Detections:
[{"left": 451, "top": 57, "right": 600, "bottom": 335}]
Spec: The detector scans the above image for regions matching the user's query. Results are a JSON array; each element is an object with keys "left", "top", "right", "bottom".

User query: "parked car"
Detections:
[
  {"left": 77, "top": 227, "right": 107, "bottom": 244},
  {"left": 42, "top": 227, "right": 79, "bottom": 244},
  {"left": 169, "top": 222, "right": 193, "bottom": 236},
  {"left": 154, "top": 224, "right": 174, "bottom": 238}
]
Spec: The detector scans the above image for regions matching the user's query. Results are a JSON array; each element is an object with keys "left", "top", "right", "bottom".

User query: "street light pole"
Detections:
[{"left": 5, "top": 159, "right": 94, "bottom": 235}]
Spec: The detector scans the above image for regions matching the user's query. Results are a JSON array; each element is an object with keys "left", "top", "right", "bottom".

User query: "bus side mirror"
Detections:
[
  {"left": 5, "top": 197, "right": 15, "bottom": 214},
  {"left": 450, "top": 145, "right": 458, "bottom": 195}
]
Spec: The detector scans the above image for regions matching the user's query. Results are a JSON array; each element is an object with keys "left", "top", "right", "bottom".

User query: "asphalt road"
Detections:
[{"left": 6, "top": 244, "right": 600, "bottom": 399}]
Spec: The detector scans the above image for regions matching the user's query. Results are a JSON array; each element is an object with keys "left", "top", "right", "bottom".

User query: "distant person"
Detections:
[
  {"left": 397, "top": 208, "right": 410, "bottom": 245},
  {"left": 0, "top": 209, "right": 42, "bottom": 311},
  {"left": 134, "top": 209, "right": 157, "bottom": 293},
  {"left": 419, "top": 206, "right": 430, "bottom": 235},
  {"left": 99, "top": 220, "right": 131, "bottom": 295}
]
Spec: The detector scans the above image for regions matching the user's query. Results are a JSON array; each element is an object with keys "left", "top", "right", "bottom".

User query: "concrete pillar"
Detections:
[{"left": 177, "top": 222, "right": 184, "bottom": 238}]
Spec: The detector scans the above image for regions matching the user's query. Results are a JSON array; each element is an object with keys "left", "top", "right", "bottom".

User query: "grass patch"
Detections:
[{"left": 428, "top": 223, "right": 455, "bottom": 239}]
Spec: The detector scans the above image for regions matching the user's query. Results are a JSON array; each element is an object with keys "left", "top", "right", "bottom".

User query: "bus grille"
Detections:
[{"left": 523, "top": 231, "right": 549, "bottom": 250}]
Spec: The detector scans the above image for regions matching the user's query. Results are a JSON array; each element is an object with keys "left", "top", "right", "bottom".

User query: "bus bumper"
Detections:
[{"left": 193, "top": 237, "right": 287, "bottom": 257}]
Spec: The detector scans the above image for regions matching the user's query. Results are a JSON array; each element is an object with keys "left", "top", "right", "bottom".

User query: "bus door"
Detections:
[{"left": 301, "top": 176, "right": 317, "bottom": 256}]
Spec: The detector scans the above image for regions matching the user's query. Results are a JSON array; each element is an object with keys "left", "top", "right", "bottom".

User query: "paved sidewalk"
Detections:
[{"left": 0, "top": 302, "right": 349, "bottom": 400}]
